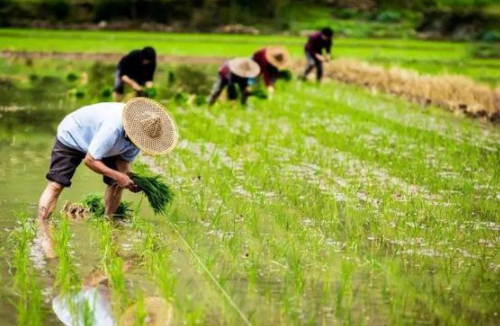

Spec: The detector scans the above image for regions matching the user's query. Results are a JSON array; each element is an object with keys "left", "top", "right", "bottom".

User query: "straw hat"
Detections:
[
  {"left": 265, "top": 46, "right": 290, "bottom": 70},
  {"left": 123, "top": 98, "right": 179, "bottom": 155},
  {"left": 120, "top": 297, "right": 173, "bottom": 326},
  {"left": 228, "top": 58, "right": 261, "bottom": 78}
]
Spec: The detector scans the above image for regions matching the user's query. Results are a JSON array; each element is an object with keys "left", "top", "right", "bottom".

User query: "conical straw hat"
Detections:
[
  {"left": 228, "top": 58, "right": 261, "bottom": 78},
  {"left": 123, "top": 98, "right": 179, "bottom": 155},
  {"left": 265, "top": 46, "right": 290, "bottom": 70},
  {"left": 120, "top": 297, "right": 173, "bottom": 326}
]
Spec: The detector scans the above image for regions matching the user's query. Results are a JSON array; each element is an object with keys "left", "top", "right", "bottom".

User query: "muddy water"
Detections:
[{"left": 0, "top": 85, "right": 147, "bottom": 325}]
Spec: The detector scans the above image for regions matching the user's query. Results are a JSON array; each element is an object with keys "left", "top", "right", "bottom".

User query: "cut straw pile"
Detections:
[
  {"left": 130, "top": 172, "right": 174, "bottom": 216},
  {"left": 294, "top": 58, "right": 500, "bottom": 122}
]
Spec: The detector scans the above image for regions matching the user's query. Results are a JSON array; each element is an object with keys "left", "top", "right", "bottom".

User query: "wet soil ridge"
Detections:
[
  {"left": 318, "top": 59, "right": 500, "bottom": 122},
  {"left": 0, "top": 50, "right": 225, "bottom": 65}
]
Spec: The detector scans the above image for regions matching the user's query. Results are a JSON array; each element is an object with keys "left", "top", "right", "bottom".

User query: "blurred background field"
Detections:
[
  {"left": 1, "top": 0, "right": 500, "bottom": 326},
  {"left": 1, "top": 28, "right": 500, "bottom": 86}
]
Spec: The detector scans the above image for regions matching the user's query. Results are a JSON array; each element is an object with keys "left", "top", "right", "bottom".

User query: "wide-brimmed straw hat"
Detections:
[
  {"left": 265, "top": 46, "right": 290, "bottom": 70},
  {"left": 120, "top": 297, "right": 173, "bottom": 326},
  {"left": 123, "top": 98, "right": 179, "bottom": 155},
  {"left": 228, "top": 58, "right": 261, "bottom": 78}
]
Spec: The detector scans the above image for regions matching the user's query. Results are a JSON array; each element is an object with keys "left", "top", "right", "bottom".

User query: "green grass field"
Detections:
[
  {"left": 1, "top": 29, "right": 500, "bottom": 325},
  {"left": 1, "top": 28, "right": 500, "bottom": 85}
]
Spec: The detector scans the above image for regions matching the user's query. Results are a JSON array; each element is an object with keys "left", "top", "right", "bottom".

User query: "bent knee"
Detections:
[{"left": 48, "top": 181, "right": 64, "bottom": 193}]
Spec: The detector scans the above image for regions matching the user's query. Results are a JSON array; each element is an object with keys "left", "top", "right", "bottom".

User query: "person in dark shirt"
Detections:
[
  {"left": 208, "top": 58, "right": 260, "bottom": 106},
  {"left": 302, "top": 27, "right": 334, "bottom": 82},
  {"left": 113, "top": 47, "right": 157, "bottom": 101},
  {"left": 252, "top": 46, "right": 290, "bottom": 99}
]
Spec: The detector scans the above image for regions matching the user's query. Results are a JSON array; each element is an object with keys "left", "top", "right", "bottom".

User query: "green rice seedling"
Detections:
[
  {"left": 101, "top": 87, "right": 112, "bottom": 98},
  {"left": 92, "top": 219, "right": 131, "bottom": 313},
  {"left": 137, "top": 88, "right": 157, "bottom": 99},
  {"left": 5, "top": 50, "right": 500, "bottom": 325},
  {"left": 130, "top": 172, "right": 174, "bottom": 215},
  {"left": 11, "top": 214, "right": 44, "bottom": 326},
  {"left": 81, "top": 193, "right": 105, "bottom": 216},
  {"left": 115, "top": 200, "right": 134, "bottom": 218},
  {"left": 66, "top": 72, "right": 79, "bottom": 82},
  {"left": 53, "top": 215, "right": 80, "bottom": 296},
  {"left": 81, "top": 193, "right": 133, "bottom": 218},
  {"left": 250, "top": 89, "right": 268, "bottom": 100}
]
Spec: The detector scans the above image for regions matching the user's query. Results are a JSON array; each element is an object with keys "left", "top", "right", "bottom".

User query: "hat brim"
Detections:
[
  {"left": 123, "top": 98, "right": 179, "bottom": 156},
  {"left": 265, "top": 46, "right": 290, "bottom": 70},
  {"left": 228, "top": 58, "right": 261, "bottom": 79},
  {"left": 120, "top": 297, "right": 173, "bottom": 326}
]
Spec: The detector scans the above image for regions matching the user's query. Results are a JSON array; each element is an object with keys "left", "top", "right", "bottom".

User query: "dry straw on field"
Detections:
[{"left": 307, "top": 59, "right": 500, "bottom": 122}]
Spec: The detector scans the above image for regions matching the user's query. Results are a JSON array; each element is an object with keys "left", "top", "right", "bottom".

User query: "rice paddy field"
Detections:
[{"left": 1, "top": 29, "right": 500, "bottom": 325}]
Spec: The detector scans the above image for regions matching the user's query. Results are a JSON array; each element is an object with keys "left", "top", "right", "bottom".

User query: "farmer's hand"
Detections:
[
  {"left": 145, "top": 81, "right": 154, "bottom": 88},
  {"left": 267, "top": 86, "right": 275, "bottom": 99},
  {"left": 115, "top": 172, "right": 138, "bottom": 192},
  {"left": 315, "top": 54, "right": 324, "bottom": 62},
  {"left": 132, "top": 82, "right": 143, "bottom": 92}
]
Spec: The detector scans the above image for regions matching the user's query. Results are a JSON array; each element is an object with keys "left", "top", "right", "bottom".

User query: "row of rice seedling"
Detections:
[
  {"left": 91, "top": 218, "right": 132, "bottom": 315},
  {"left": 11, "top": 214, "right": 44, "bottom": 326},
  {"left": 300, "top": 58, "right": 500, "bottom": 122},
  {"left": 148, "top": 78, "right": 500, "bottom": 324},
  {"left": 53, "top": 214, "right": 81, "bottom": 295}
]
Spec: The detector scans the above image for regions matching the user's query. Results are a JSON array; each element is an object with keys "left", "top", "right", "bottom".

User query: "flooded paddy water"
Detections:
[{"left": 1, "top": 56, "right": 500, "bottom": 325}]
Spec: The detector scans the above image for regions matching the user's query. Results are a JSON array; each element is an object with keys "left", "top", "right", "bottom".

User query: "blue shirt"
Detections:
[{"left": 57, "top": 102, "right": 140, "bottom": 162}]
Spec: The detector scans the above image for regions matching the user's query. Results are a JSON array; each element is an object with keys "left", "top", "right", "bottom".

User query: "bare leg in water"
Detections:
[
  {"left": 37, "top": 181, "right": 64, "bottom": 259},
  {"left": 104, "top": 158, "right": 131, "bottom": 216},
  {"left": 104, "top": 184, "right": 123, "bottom": 217}
]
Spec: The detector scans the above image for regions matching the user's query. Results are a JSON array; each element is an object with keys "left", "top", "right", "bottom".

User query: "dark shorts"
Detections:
[
  {"left": 46, "top": 139, "right": 120, "bottom": 187},
  {"left": 113, "top": 69, "right": 125, "bottom": 95}
]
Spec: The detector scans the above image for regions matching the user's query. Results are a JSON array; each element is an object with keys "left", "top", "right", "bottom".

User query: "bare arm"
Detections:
[
  {"left": 315, "top": 53, "right": 325, "bottom": 62},
  {"left": 84, "top": 153, "right": 137, "bottom": 191},
  {"left": 121, "top": 75, "right": 142, "bottom": 91}
]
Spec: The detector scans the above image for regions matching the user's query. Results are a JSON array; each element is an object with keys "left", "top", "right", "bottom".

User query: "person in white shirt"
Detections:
[{"left": 37, "top": 98, "right": 178, "bottom": 259}]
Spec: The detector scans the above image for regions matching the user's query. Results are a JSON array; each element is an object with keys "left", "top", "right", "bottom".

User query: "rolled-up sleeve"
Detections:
[{"left": 87, "top": 127, "right": 119, "bottom": 160}]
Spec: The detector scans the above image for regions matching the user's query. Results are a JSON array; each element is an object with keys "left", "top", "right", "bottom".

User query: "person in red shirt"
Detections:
[
  {"left": 302, "top": 27, "right": 334, "bottom": 82},
  {"left": 252, "top": 46, "right": 290, "bottom": 98},
  {"left": 208, "top": 58, "right": 260, "bottom": 106}
]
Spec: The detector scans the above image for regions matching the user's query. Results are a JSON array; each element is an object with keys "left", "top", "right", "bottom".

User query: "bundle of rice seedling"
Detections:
[
  {"left": 115, "top": 201, "right": 134, "bottom": 218},
  {"left": 130, "top": 172, "right": 174, "bottom": 215},
  {"left": 251, "top": 89, "right": 268, "bottom": 100},
  {"left": 81, "top": 193, "right": 105, "bottom": 216},
  {"left": 138, "top": 87, "right": 157, "bottom": 99},
  {"left": 81, "top": 193, "right": 133, "bottom": 218}
]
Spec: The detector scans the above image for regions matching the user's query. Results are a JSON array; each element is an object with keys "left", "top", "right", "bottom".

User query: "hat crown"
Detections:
[
  {"left": 276, "top": 54, "right": 284, "bottom": 61},
  {"left": 241, "top": 61, "right": 251, "bottom": 71},
  {"left": 140, "top": 112, "right": 162, "bottom": 139}
]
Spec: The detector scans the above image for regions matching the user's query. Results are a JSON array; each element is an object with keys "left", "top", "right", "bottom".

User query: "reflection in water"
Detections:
[
  {"left": 53, "top": 286, "right": 114, "bottom": 326},
  {"left": 1, "top": 62, "right": 176, "bottom": 326},
  {"left": 53, "top": 289, "right": 174, "bottom": 326}
]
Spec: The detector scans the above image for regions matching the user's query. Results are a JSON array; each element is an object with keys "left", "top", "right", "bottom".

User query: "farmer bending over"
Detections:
[
  {"left": 208, "top": 58, "right": 260, "bottom": 106},
  {"left": 252, "top": 46, "right": 290, "bottom": 99},
  {"left": 37, "top": 98, "right": 178, "bottom": 258},
  {"left": 113, "top": 47, "right": 157, "bottom": 101},
  {"left": 302, "top": 27, "right": 334, "bottom": 82}
]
